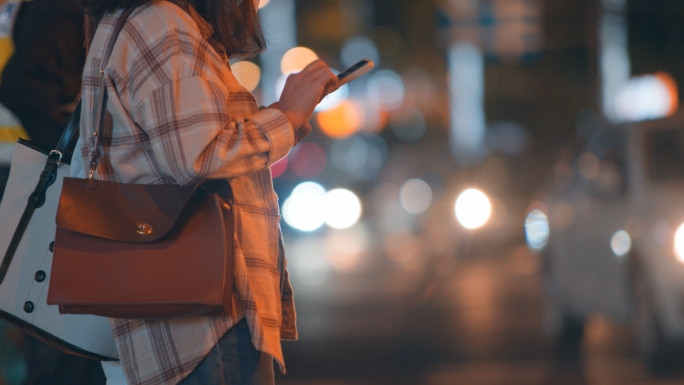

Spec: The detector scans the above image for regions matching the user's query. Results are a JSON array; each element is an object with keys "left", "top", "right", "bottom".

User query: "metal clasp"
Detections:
[
  {"left": 136, "top": 224, "right": 153, "bottom": 235},
  {"left": 89, "top": 154, "right": 99, "bottom": 180},
  {"left": 49, "top": 150, "right": 63, "bottom": 166},
  {"left": 86, "top": 155, "right": 99, "bottom": 189}
]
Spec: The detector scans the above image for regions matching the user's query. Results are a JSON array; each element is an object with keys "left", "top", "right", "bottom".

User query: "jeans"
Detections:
[{"left": 178, "top": 319, "right": 275, "bottom": 385}]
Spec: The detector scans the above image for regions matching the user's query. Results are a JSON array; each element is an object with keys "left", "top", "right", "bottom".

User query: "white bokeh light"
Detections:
[
  {"left": 399, "top": 179, "right": 432, "bottom": 214},
  {"left": 282, "top": 182, "right": 326, "bottom": 232},
  {"left": 525, "top": 209, "right": 550, "bottom": 250},
  {"left": 455, "top": 188, "right": 491, "bottom": 229},
  {"left": 367, "top": 70, "right": 405, "bottom": 110},
  {"left": 324, "top": 189, "right": 362, "bottom": 229},
  {"left": 674, "top": 223, "right": 684, "bottom": 263},
  {"left": 610, "top": 229, "right": 631, "bottom": 258},
  {"left": 614, "top": 74, "right": 677, "bottom": 122},
  {"left": 316, "top": 82, "right": 349, "bottom": 112}
]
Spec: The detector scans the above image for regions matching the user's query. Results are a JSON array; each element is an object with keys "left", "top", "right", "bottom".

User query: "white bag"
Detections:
[{"left": 0, "top": 137, "right": 118, "bottom": 361}]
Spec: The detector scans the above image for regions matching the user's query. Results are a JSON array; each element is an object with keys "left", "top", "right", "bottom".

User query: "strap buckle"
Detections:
[
  {"left": 89, "top": 155, "right": 98, "bottom": 182},
  {"left": 49, "top": 150, "right": 64, "bottom": 166}
]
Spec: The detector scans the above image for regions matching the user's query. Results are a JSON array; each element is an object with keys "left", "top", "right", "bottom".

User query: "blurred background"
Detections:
[
  {"left": 248, "top": 0, "right": 684, "bottom": 384},
  {"left": 4, "top": 0, "right": 684, "bottom": 384}
]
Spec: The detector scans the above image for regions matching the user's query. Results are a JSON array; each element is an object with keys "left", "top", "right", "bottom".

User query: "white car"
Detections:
[{"left": 525, "top": 112, "right": 684, "bottom": 370}]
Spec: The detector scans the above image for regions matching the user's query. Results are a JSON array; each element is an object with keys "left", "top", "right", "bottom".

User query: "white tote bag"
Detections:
[{"left": 0, "top": 120, "right": 118, "bottom": 361}]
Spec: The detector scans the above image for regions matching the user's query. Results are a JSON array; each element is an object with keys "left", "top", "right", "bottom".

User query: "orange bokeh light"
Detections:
[
  {"left": 231, "top": 61, "right": 261, "bottom": 92},
  {"left": 280, "top": 47, "right": 318, "bottom": 76},
  {"left": 317, "top": 101, "right": 364, "bottom": 139},
  {"left": 655, "top": 72, "right": 679, "bottom": 116}
]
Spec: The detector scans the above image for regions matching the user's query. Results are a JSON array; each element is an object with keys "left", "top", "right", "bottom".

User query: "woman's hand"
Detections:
[{"left": 275, "top": 60, "right": 338, "bottom": 142}]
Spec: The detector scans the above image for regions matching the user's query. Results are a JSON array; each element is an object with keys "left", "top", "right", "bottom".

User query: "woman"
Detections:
[{"left": 74, "top": 0, "right": 337, "bottom": 384}]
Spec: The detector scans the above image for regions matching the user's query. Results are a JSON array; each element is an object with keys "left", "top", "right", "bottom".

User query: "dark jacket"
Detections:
[{"left": 0, "top": 0, "right": 85, "bottom": 151}]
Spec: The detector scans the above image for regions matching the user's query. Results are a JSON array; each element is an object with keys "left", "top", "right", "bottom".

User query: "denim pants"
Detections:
[{"left": 179, "top": 319, "right": 275, "bottom": 385}]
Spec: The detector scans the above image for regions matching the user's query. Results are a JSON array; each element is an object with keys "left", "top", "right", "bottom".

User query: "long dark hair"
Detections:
[{"left": 83, "top": 0, "right": 266, "bottom": 58}]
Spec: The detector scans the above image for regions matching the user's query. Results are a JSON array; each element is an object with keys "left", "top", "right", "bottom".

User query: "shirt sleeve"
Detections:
[{"left": 133, "top": 75, "right": 294, "bottom": 185}]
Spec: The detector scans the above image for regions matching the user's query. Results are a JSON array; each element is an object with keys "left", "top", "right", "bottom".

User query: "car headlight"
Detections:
[{"left": 674, "top": 223, "right": 684, "bottom": 263}]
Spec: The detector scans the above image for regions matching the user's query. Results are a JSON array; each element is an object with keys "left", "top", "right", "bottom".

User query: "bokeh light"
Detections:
[
  {"left": 282, "top": 182, "right": 326, "bottom": 232},
  {"left": 367, "top": 70, "right": 405, "bottom": 110},
  {"left": 231, "top": 61, "right": 261, "bottom": 92},
  {"left": 341, "top": 35, "right": 380, "bottom": 69},
  {"left": 525, "top": 209, "right": 550, "bottom": 250},
  {"left": 324, "top": 224, "right": 368, "bottom": 272},
  {"left": 357, "top": 96, "right": 386, "bottom": 133},
  {"left": 289, "top": 142, "right": 327, "bottom": 178},
  {"left": 330, "top": 134, "right": 387, "bottom": 180},
  {"left": 610, "top": 230, "right": 631, "bottom": 258},
  {"left": 324, "top": 189, "right": 362, "bottom": 229},
  {"left": 455, "top": 188, "right": 492, "bottom": 229},
  {"left": 389, "top": 107, "right": 427, "bottom": 142},
  {"left": 674, "top": 223, "right": 684, "bottom": 263},
  {"left": 270, "top": 156, "right": 288, "bottom": 178},
  {"left": 331, "top": 135, "right": 368, "bottom": 174},
  {"left": 578, "top": 152, "right": 600, "bottom": 180},
  {"left": 399, "top": 178, "right": 433, "bottom": 215},
  {"left": 317, "top": 100, "right": 364, "bottom": 138},
  {"left": 448, "top": 41, "right": 485, "bottom": 164},
  {"left": 287, "top": 237, "right": 330, "bottom": 285},
  {"left": 615, "top": 72, "right": 679, "bottom": 122},
  {"left": 281, "top": 46, "right": 318, "bottom": 75},
  {"left": 316, "top": 75, "right": 349, "bottom": 112}
]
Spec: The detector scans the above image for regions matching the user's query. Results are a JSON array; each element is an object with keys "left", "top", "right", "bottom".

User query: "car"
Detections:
[{"left": 525, "top": 112, "right": 684, "bottom": 369}]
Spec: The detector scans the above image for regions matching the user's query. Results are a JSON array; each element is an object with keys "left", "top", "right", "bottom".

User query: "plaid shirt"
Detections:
[{"left": 71, "top": 2, "right": 297, "bottom": 384}]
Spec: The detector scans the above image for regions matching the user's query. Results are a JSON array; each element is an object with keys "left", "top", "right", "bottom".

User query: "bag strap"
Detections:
[
  {"left": 0, "top": 4, "right": 141, "bottom": 285},
  {"left": 51, "top": 102, "right": 81, "bottom": 165},
  {"left": 88, "top": 4, "right": 141, "bottom": 182}
]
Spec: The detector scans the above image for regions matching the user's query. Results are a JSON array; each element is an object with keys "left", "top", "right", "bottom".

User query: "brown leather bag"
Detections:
[{"left": 46, "top": 4, "right": 233, "bottom": 319}]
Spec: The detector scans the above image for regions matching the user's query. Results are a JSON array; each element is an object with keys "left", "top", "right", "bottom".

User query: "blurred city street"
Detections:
[{"left": 277, "top": 243, "right": 684, "bottom": 385}]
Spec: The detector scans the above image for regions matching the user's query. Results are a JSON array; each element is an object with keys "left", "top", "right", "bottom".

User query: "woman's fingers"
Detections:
[
  {"left": 276, "top": 59, "right": 338, "bottom": 132},
  {"left": 320, "top": 71, "right": 339, "bottom": 101}
]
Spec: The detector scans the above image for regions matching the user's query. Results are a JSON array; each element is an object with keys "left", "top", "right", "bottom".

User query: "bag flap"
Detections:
[{"left": 56, "top": 177, "right": 205, "bottom": 243}]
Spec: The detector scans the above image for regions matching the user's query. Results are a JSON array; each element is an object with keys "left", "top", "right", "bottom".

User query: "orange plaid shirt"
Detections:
[{"left": 71, "top": 2, "right": 297, "bottom": 384}]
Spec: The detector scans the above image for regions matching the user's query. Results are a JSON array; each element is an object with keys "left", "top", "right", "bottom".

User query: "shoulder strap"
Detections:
[
  {"left": 53, "top": 102, "right": 81, "bottom": 164},
  {"left": 0, "top": 3, "right": 141, "bottom": 285},
  {"left": 55, "top": 3, "right": 141, "bottom": 166},
  {"left": 88, "top": 4, "right": 141, "bottom": 180}
]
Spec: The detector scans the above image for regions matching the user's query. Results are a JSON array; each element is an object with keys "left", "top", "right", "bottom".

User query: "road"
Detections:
[{"left": 276, "top": 243, "right": 684, "bottom": 385}]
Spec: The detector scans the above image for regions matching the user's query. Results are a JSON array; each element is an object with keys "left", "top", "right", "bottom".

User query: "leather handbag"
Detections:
[{"left": 46, "top": 5, "right": 234, "bottom": 319}]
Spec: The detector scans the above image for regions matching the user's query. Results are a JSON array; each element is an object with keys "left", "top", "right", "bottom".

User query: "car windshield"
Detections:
[{"left": 647, "top": 129, "right": 684, "bottom": 182}]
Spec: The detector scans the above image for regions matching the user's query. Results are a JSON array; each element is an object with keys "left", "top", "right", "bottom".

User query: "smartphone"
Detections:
[{"left": 337, "top": 59, "right": 375, "bottom": 86}]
